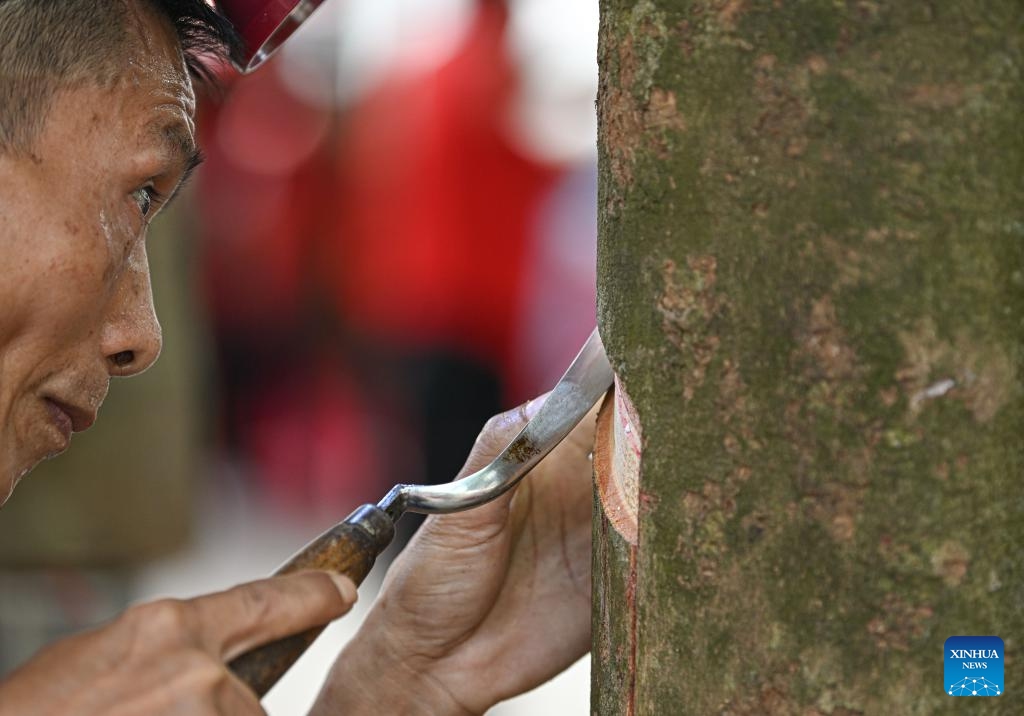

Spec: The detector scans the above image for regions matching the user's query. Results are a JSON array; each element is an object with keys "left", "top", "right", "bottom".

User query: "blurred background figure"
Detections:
[{"left": 0, "top": 0, "right": 598, "bottom": 711}]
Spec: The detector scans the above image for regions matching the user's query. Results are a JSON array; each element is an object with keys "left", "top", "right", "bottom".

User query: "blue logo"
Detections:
[{"left": 945, "top": 636, "right": 1003, "bottom": 696}]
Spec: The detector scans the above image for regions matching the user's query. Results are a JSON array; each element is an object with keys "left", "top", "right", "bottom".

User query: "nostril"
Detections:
[{"left": 112, "top": 350, "right": 135, "bottom": 368}]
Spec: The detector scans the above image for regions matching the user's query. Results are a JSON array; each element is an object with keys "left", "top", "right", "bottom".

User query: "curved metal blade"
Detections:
[{"left": 379, "top": 328, "right": 613, "bottom": 518}]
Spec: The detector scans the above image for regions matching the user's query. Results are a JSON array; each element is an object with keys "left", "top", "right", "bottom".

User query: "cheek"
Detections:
[
  {"left": 52, "top": 226, "right": 119, "bottom": 313},
  {"left": 124, "top": 225, "right": 150, "bottom": 275},
  {"left": 0, "top": 160, "right": 140, "bottom": 332},
  {"left": 100, "top": 201, "right": 146, "bottom": 262},
  {"left": 7, "top": 216, "right": 124, "bottom": 346}
]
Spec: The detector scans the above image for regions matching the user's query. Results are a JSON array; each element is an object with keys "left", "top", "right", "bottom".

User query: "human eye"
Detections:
[{"left": 131, "top": 185, "right": 162, "bottom": 218}]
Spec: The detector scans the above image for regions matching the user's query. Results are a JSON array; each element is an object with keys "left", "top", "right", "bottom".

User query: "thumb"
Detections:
[
  {"left": 458, "top": 392, "right": 550, "bottom": 478},
  {"left": 414, "top": 394, "right": 549, "bottom": 549},
  {"left": 192, "top": 571, "right": 358, "bottom": 660}
]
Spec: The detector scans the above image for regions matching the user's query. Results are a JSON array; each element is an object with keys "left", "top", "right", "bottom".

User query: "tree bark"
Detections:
[{"left": 593, "top": 1, "right": 1022, "bottom": 714}]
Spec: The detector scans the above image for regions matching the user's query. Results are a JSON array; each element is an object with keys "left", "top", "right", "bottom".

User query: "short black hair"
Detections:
[
  {"left": 0, "top": 0, "right": 242, "bottom": 153},
  {"left": 145, "top": 0, "right": 243, "bottom": 84}
]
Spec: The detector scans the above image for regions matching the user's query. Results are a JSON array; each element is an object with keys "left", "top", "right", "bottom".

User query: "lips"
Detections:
[{"left": 44, "top": 397, "right": 97, "bottom": 435}]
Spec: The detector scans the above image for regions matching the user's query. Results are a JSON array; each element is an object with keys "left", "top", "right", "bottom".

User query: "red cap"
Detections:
[{"left": 217, "top": 0, "right": 328, "bottom": 73}]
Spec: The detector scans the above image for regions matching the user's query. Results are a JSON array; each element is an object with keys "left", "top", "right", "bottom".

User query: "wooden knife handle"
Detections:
[{"left": 230, "top": 504, "right": 396, "bottom": 698}]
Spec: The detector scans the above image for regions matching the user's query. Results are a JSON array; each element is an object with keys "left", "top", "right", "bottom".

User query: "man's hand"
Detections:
[
  {"left": 314, "top": 395, "right": 599, "bottom": 715},
  {"left": 0, "top": 571, "right": 357, "bottom": 715}
]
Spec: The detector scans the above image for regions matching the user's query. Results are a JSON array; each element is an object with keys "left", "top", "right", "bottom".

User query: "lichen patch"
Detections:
[
  {"left": 906, "top": 83, "right": 980, "bottom": 111},
  {"left": 714, "top": 0, "right": 747, "bottom": 31},
  {"left": 600, "top": 32, "right": 645, "bottom": 193},
  {"left": 750, "top": 48, "right": 812, "bottom": 160},
  {"left": 675, "top": 479, "right": 738, "bottom": 588},
  {"left": 818, "top": 233, "right": 890, "bottom": 289},
  {"left": 796, "top": 295, "right": 859, "bottom": 387},
  {"left": 598, "top": 0, "right": 684, "bottom": 209},
  {"left": 657, "top": 255, "right": 723, "bottom": 401},
  {"left": 895, "top": 319, "right": 947, "bottom": 404},
  {"left": 931, "top": 540, "right": 970, "bottom": 587},
  {"left": 784, "top": 293, "right": 880, "bottom": 544},
  {"left": 896, "top": 319, "right": 1016, "bottom": 423},
  {"left": 806, "top": 54, "right": 829, "bottom": 76},
  {"left": 956, "top": 334, "right": 1015, "bottom": 423},
  {"left": 866, "top": 593, "right": 934, "bottom": 651},
  {"left": 801, "top": 480, "right": 867, "bottom": 545},
  {"left": 645, "top": 87, "right": 686, "bottom": 133}
]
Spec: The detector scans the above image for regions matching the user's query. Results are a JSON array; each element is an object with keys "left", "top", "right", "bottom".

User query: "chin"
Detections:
[
  {"left": 0, "top": 473, "right": 17, "bottom": 508},
  {"left": 0, "top": 457, "right": 36, "bottom": 508}
]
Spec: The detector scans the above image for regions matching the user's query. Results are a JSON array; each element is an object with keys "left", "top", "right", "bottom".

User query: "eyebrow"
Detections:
[{"left": 156, "top": 119, "right": 204, "bottom": 206}]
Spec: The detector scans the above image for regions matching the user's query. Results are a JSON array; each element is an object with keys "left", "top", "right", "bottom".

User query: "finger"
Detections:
[
  {"left": 191, "top": 571, "right": 358, "bottom": 660},
  {"left": 458, "top": 392, "right": 550, "bottom": 478},
  {"left": 414, "top": 389, "right": 592, "bottom": 557},
  {"left": 417, "top": 394, "right": 551, "bottom": 543},
  {"left": 100, "top": 649, "right": 264, "bottom": 716},
  {"left": 215, "top": 670, "right": 267, "bottom": 715},
  {"left": 462, "top": 389, "right": 598, "bottom": 477},
  {"left": 499, "top": 400, "right": 599, "bottom": 551}
]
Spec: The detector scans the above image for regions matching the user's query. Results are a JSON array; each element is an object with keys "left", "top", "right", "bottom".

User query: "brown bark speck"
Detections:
[
  {"left": 906, "top": 83, "right": 977, "bottom": 110},
  {"left": 866, "top": 593, "right": 934, "bottom": 651},
  {"left": 897, "top": 319, "right": 1016, "bottom": 423},
  {"left": 657, "top": 256, "right": 723, "bottom": 401},
  {"left": 645, "top": 88, "right": 686, "bottom": 133},
  {"left": 715, "top": 0, "right": 747, "bottom": 31},
  {"left": 797, "top": 295, "right": 858, "bottom": 385},
  {"left": 931, "top": 540, "right": 970, "bottom": 587}
]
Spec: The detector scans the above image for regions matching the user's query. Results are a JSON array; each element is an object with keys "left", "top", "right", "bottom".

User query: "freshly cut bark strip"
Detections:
[{"left": 594, "top": 383, "right": 640, "bottom": 546}]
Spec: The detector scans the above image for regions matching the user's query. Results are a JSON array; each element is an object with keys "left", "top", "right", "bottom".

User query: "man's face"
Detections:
[{"left": 0, "top": 7, "right": 197, "bottom": 504}]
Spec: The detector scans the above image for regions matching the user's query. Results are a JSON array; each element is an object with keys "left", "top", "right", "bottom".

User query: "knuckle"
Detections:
[
  {"left": 180, "top": 646, "right": 222, "bottom": 679},
  {"left": 192, "top": 696, "right": 227, "bottom": 716},
  {"left": 177, "top": 649, "right": 236, "bottom": 701},
  {"left": 483, "top": 412, "right": 505, "bottom": 431},
  {"left": 216, "top": 676, "right": 262, "bottom": 715},
  {"left": 478, "top": 409, "right": 517, "bottom": 441},
  {"left": 471, "top": 407, "right": 525, "bottom": 460},
  {"left": 125, "top": 599, "right": 195, "bottom": 641},
  {"left": 234, "top": 581, "right": 277, "bottom": 625},
  {"left": 193, "top": 651, "right": 229, "bottom": 686}
]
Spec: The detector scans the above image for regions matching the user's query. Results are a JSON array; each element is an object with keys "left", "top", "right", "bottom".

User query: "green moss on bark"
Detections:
[{"left": 595, "top": 1, "right": 1023, "bottom": 713}]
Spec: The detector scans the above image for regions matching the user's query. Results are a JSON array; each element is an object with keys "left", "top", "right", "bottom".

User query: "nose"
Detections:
[{"left": 100, "top": 242, "right": 163, "bottom": 377}]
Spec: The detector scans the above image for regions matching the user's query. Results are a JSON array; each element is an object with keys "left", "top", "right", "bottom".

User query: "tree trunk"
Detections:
[{"left": 592, "top": 1, "right": 1022, "bottom": 714}]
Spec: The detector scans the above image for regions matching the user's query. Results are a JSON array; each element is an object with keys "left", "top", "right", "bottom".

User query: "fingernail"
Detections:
[{"left": 329, "top": 574, "right": 358, "bottom": 605}]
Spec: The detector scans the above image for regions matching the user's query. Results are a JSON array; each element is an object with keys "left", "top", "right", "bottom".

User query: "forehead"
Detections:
[
  {"left": 121, "top": 1, "right": 197, "bottom": 112},
  {"left": 37, "top": 6, "right": 196, "bottom": 158}
]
